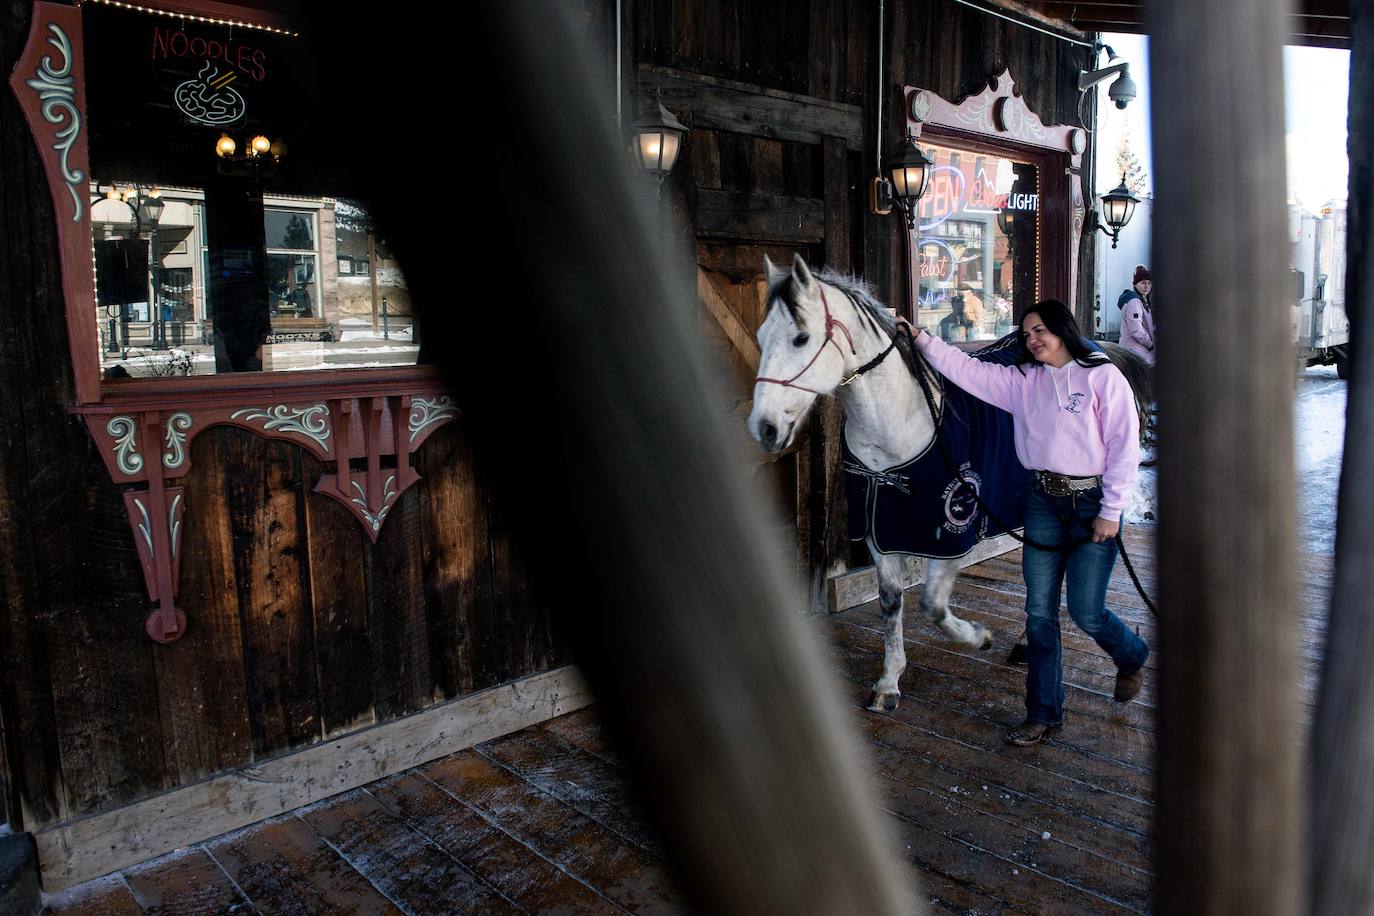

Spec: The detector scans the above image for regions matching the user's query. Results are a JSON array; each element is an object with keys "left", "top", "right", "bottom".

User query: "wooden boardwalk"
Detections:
[{"left": 42, "top": 527, "right": 1333, "bottom": 914}]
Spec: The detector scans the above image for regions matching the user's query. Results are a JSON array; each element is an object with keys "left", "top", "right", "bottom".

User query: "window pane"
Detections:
[
  {"left": 913, "top": 144, "right": 1039, "bottom": 342},
  {"left": 265, "top": 210, "right": 316, "bottom": 250},
  {"left": 268, "top": 253, "right": 318, "bottom": 317}
]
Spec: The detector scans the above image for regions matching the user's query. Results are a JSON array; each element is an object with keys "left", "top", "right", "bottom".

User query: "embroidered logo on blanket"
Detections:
[{"left": 940, "top": 462, "right": 983, "bottom": 535}]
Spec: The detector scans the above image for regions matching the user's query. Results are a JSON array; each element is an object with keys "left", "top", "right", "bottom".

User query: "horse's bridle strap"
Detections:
[{"left": 756, "top": 285, "right": 886, "bottom": 394}]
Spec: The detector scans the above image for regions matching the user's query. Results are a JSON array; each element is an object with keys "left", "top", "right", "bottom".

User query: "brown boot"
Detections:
[
  {"left": 1114, "top": 666, "right": 1144, "bottom": 702},
  {"left": 1004, "top": 720, "right": 1061, "bottom": 746}
]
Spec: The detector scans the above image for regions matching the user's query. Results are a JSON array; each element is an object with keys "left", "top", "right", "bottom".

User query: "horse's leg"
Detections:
[
  {"left": 867, "top": 547, "right": 908, "bottom": 713},
  {"left": 919, "top": 558, "right": 993, "bottom": 650}
]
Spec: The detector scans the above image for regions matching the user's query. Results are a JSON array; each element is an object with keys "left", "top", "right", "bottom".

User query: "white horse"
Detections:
[{"left": 748, "top": 254, "right": 992, "bottom": 713}]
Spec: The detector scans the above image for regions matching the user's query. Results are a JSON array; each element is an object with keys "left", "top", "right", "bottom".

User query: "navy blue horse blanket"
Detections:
[{"left": 845, "top": 336, "right": 1030, "bottom": 559}]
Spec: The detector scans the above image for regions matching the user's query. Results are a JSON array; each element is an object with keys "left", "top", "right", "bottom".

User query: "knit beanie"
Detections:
[{"left": 1133, "top": 265, "right": 1152, "bottom": 285}]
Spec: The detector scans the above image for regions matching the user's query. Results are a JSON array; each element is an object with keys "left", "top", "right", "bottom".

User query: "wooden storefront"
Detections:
[
  {"left": 584, "top": 0, "right": 1102, "bottom": 607},
  {"left": 3, "top": 0, "right": 1106, "bottom": 895}
]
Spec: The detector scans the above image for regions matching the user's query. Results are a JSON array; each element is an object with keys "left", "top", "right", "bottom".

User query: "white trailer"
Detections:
[{"left": 1290, "top": 202, "right": 1350, "bottom": 377}]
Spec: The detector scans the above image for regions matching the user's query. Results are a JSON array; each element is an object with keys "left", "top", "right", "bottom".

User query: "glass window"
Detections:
[
  {"left": 82, "top": 4, "right": 419, "bottom": 378},
  {"left": 912, "top": 142, "right": 1039, "bottom": 342},
  {"left": 267, "top": 253, "right": 318, "bottom": 317},
  {"left": 265, "top": 210, "right": 316, "bottom": 250}
]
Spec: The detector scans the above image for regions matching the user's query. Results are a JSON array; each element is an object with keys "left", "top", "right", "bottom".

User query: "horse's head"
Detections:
[{"left": 748, "top": 254, "right": 849, "bottom": 453}]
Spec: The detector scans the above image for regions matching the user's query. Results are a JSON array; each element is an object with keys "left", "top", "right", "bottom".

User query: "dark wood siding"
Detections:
[{"left": 2, "top": 0, "right": 1091, "bottom": 835}]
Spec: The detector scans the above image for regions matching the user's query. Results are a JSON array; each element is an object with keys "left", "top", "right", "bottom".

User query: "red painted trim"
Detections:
[{"left": 10, "top": 2, "right": 101, "bottom": 404}]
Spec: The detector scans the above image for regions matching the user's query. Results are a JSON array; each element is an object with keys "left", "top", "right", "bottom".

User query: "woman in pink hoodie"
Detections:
[
  {"left": 915, "top": 300, "right": 1147, "bottom": 746},
  {"left": 1117, "top": 265, "right": 1155, "bottom": 365}
]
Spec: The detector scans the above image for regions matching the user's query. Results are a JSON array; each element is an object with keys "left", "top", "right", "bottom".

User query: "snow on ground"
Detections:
[{"left": 1123, "top": 365, "right": 1345, "bottom": 556}]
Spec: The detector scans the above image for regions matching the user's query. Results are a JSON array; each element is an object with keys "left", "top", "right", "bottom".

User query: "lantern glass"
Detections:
[
  {"left": 250, "top": 135, "right": 272, "bottom": 155},
  {"left": 216, "top": 133, "right": 237, "bottom": 157},
  {"left": 635, "top": 130, "right": 665, "bottom": 171},
  {"left": 141, "top": 196, "right": 166, "bottom": 224}
]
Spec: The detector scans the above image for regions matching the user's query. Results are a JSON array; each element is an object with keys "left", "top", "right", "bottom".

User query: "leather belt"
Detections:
[{"left": 1033, "top": 470, "right": 1102, "bottom": 497}]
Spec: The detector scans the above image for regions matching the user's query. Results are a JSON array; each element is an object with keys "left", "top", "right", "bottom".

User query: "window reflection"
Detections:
[
  {"left": 913, "top": 143, "right": 1038, "bottom": 342},
  {"left": 84, "top": 4, "right": 418, "bottom": 378}
]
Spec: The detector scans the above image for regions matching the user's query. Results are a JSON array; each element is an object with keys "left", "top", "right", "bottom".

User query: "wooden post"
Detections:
[
  {"left": 813, "top": 135, "right": 852, "bottom": 612},
  {"left": 1309, "top": 2, "right": 1374, "bottom": 912},
  {"left": 1149, "top": 0, "right": 1304, "bottom": 911},
  {"left": 324, "top": 4, "right": 916, "bottom": 912}
]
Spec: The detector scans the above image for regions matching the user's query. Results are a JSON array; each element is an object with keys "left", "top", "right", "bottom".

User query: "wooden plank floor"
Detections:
[{"left": 41, "top": 527, "right": 1334, "bottom": 915}]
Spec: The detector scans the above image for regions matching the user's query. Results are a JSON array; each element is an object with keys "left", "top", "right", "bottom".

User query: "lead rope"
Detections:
[{"left": 896, "top": 326, "right": 1157, "bottom": 617}]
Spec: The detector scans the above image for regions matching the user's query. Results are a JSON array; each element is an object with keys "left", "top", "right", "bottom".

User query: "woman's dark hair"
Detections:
[{"left": 1015, "top": 299, "right": 1108, "bottom": 369}]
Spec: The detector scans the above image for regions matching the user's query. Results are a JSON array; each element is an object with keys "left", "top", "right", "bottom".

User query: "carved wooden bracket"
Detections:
[{"left": 81, "top": 391, "right": 459, "bottom": 642}]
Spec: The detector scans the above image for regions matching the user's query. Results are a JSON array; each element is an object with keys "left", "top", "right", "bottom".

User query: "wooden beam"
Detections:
[
  {"left": 32, "top": 666, "right": 593, "bottom": 892},
  {"left": 1309, "top": 0, "right": 1374, "bottom": 911},
  {"left": 1150, "top": 0, "right": 1303, "bottom": 908},
  {"left": 693, "top": 190, "right": 826, "bottom": 243},
  {"left": 696, "top": 267, "right": 761, "bottom": 370},
  {"left": 638, "top": 64, "right": 864, "bottom": 150},
  {"left": 827, "top": 534, "right": 1020, "bottom": 613}
]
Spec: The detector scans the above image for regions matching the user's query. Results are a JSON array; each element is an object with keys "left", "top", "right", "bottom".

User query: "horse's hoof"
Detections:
[
  {"left": 1007, "top": 642, "right": 1029, "bottom": 666},
  {"left": 980, "top": 632, "right": 994, "bottom": 650},
  {"left": 867, "top": 691, "right": 900, "bottom": 712}
]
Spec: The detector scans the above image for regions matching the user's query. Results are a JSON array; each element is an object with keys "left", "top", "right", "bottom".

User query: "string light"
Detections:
[{"left": 84, "top": 0, "right": 299, "bottom": 37}]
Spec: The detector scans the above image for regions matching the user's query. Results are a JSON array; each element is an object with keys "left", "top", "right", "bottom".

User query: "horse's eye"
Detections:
[{"left": 793, "top": 333, "right": 810, "bottom": 347}]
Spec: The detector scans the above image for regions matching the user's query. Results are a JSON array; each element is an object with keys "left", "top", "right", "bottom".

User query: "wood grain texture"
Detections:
[
  {"left": 364, "top": 487, "right": 431, "bottom": 721},
  {"left": 422, "top": 750, "right": 686, "bottom": 913},
  {"left": 1309, "top": 1, "right": 1374, "bottom": 911},
  {"left": 301, "top": 453, "right": 375, "bottom": 736},
  {"left": 206, "top": 815, "right": 402, "bottom": 914},
  {"left": 122, "top": 846, "right": 251, "bottom": 913},
  {"left": 155, "top": 434, "right": 253, "bottom": 785},
  {"left": 1150, "top": 0, "right": 1303, "bottom": 908},
  {"left": 415, "top": 422, "right": 488, "bottom": 701},
  {"left": 301, "top": 788, "right": 518, "bottom": 913},
  {"left": 369, "top": 771, "right": 622, "bottom": 914},
  {"left": 221, "top": 432, "right": 322, "bottom": 757},
  {"left": 33, "top": 666, "right": 591, "bottom": 891}
]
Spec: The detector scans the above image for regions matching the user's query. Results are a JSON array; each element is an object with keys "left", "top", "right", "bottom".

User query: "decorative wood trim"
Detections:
[
  {"left": 81, "top": 390, "right": 460, "bottom": 640},
  {"left": 901, "top": 70, "right": 1080, "bottom": 313},
  {"left": 9, "top": 2, "right": 100, "bottom": 405},
  {"left": 33, "top": 666, "right": 594, "bottom": 892},
  {"left": 639, "top": 64, "right": 864, "bottom": 150},
  {"left": 826, "top": 534, "right": 1019, "bottom": 613},
  {"left": 905, "top": 71, "right": 1085, "bottom": 171}
]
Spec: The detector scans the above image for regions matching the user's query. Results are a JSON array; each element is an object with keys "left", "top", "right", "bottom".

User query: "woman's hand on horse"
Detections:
[{"left": 1092, "top": 516, "right": 1120, "bottom": 543}]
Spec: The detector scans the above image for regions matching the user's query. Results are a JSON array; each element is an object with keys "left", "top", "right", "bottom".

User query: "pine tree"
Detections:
[{"left": 1114, "top": 134, "right": 1149, "bottom": 197}]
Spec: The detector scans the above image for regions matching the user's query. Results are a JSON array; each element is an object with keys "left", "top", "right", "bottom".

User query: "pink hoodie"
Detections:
[
  {"left": 917, "top": 334, "right": 1141, "bottom": 520},
  {"left": 1120, "top": 295, "right": 1155, "bottom": 365}
]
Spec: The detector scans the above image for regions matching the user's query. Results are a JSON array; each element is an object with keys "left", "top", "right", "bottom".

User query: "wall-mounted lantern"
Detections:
[
  {"left": 631, "top": 101, "right": 686, "bottom": 182},
  {"left": 1089, "top": 175, "right": 1141, "bottom": 248},
  {"left": 876, "top": 131, "right": 934, "bottom": 230}
]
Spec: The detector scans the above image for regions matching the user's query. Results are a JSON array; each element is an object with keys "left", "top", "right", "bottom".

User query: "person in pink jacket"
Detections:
[
  {"left": 915, "top": 299, "right": 1147, "bottom": 746},
  {"left": 1117, "top": 265, "right": 1155, "bottom": 365}
]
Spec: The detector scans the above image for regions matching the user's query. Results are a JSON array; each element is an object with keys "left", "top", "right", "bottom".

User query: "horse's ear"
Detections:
[
  {"left": 763, "top": 255, "right": 783, "bottom": 283},
  {"left": 792, "top": 253, "right": 816, "bottom": 291}
]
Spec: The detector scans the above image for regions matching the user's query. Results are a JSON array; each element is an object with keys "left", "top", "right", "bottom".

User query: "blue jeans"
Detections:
[{"left": 1022, "top": 486, "right": 1148, "bottom": 726}]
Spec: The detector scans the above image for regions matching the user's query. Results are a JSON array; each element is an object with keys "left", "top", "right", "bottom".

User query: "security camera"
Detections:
[
  {"left": 1108, "top": 70, "right": 1137, "bottom": 109},
  {"left": 1079, "top": 61, "right": 1135, "bottom": 110}
]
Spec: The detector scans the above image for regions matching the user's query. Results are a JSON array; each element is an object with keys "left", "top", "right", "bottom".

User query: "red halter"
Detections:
[{"left": 754, "top": 286, "right": 858, "bottom": 394}]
